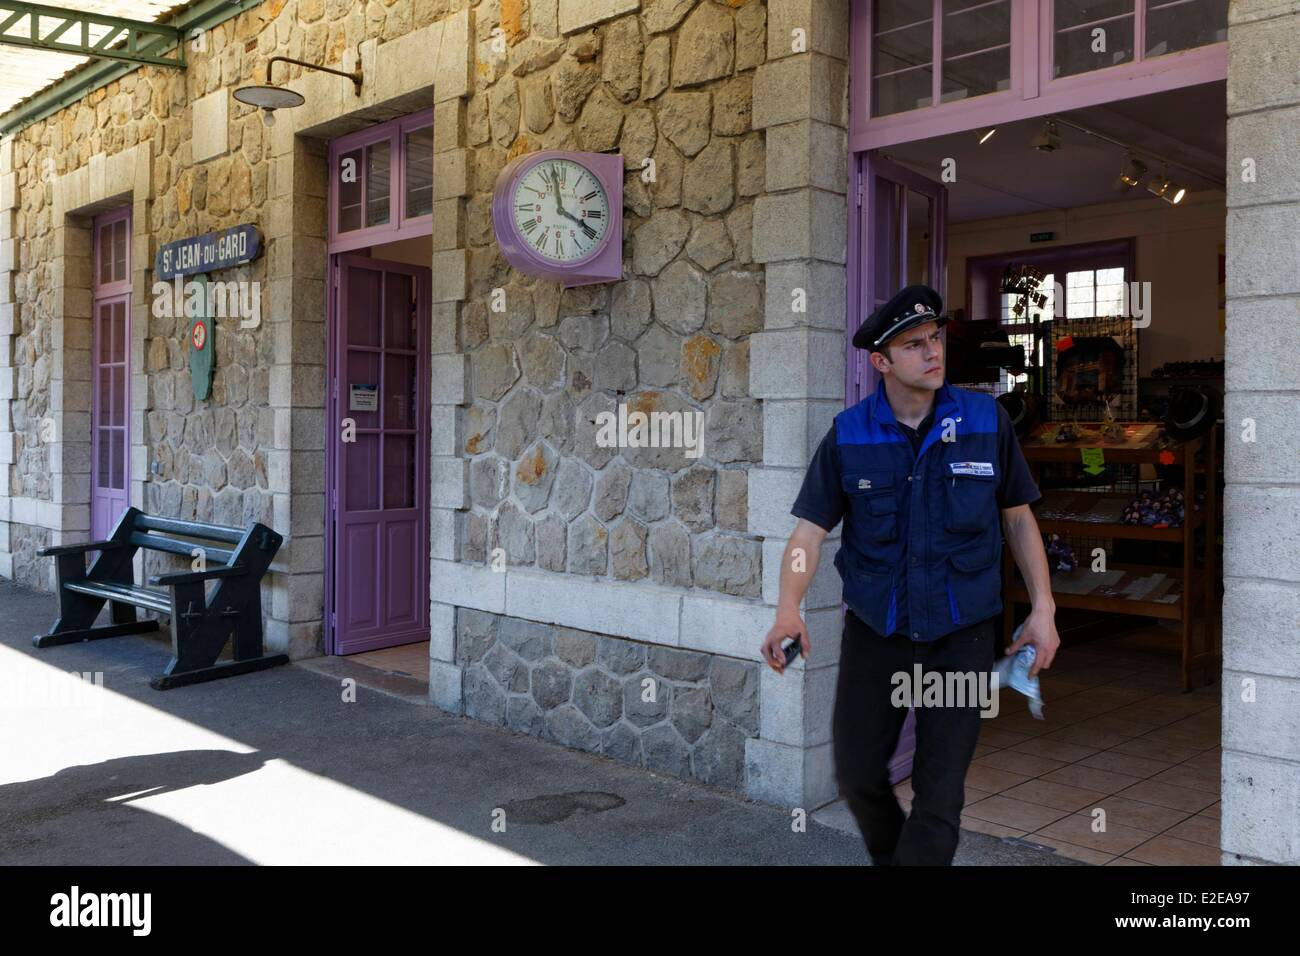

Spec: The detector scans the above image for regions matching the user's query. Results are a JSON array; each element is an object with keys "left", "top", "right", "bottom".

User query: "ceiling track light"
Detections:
[
  {"left": 1030, "top": 119, "right": 1060, "bottom": 152},
  {"left": 1114, "top": 152, "right": 1148, "bottom": 192},
  {"left": 1147, "top": 166, "right": 1187, "bottom": 205}
]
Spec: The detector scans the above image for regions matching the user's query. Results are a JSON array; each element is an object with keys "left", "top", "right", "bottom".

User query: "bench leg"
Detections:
[
  {"left": 150, "top": 653, "right": 290, "bottom": 690},
  {"left": 231, "top": 593, "right": 266, "bottom": 661},
  {"left": 109, "top": 599, "right": 139, "bottom": 626},
  {"left": 34, "top": 618, "right": 161, "bottom": 648}
]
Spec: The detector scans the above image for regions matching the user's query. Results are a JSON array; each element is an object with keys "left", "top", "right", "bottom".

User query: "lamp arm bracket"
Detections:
[{"left": 266, "top": 56, "right": 363, "bottom": 95}]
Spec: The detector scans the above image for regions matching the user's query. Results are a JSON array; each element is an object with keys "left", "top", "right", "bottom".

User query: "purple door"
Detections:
[
  {"left": 91, "top": 209, "right": 132, "bottom": 541},
  {"left": 328, "top": 255, "right": 431, "bottom": 655},
  {"left": 849, "top": 152, "right": 948, "bottom": 783}
]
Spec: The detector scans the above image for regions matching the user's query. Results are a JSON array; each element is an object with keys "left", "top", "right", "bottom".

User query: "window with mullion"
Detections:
[
  {"left": 1052, "top": 0, "right": 1227, "bottom": 79},
  {"left": 1144, "top": 0, "right": 1226, "bottom": 59},
  {"left": 872, "top": 0, "right": 1012, "bottom": 117},
  {"left": 331, "top": 110, "right": 434, "bottom": 245}
]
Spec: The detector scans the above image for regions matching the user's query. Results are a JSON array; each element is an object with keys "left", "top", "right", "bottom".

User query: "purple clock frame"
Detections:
[{"left": 491, "top": 149, "right": 624, "bottom": 288}]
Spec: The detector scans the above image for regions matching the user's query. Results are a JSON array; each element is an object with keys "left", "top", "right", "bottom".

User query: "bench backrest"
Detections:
[
  {"left": 98, "top": 508, "right": 281, "bottom": 573},
  {"left": 130, "top": 514, "right": 243, "bottom": 566}
]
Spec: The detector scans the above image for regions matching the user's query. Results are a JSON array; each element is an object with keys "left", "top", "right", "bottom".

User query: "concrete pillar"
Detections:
[
  {"left": 746, "top": 0, "right": 850, "bottom": 809},
  {"left": 1220, "top": 0, "right": 1300, "bottom": 866}
]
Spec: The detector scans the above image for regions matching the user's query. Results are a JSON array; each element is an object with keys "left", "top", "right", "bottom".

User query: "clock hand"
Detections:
[{"left": 550, "top": 167, "right": 564, "bottom": 216}]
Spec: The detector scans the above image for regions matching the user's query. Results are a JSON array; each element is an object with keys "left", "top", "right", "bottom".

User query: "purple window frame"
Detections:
[
  {"left": 90, "top": 206, "right": 132, "bottom": 540},
  {"left": 327, "top": 109, "right": 434, "bottom": 254},
  {"left": 850, "top": 0, "right": 1227, "bottom": 151}
]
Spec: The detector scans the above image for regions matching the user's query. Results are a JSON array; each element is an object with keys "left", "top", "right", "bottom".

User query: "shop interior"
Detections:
[{"left": 882, "top": 81, "right": 1226, "bottom": 863}]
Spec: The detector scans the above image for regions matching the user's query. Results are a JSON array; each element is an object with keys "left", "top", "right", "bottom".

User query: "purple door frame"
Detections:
[
  {"left": 847, "top": 151, "right": 949, "bottom": 783},
  {"left": 323, "top": 109, "right": 436, "bottom": 656},
  {"left": 326, "top": 254, "right": 432, "bottom": 655},
  {"left": 847, "top": 152, "right": 949, "bottom": 406},
  {"left": 90, "top": 207, "right": 132, "bottom": 542}
]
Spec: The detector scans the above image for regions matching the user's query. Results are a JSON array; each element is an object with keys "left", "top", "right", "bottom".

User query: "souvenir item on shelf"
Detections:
[
  {"left": 1151, "top": 358, "right": 1224, "bottom": 379},
  {"left": 1045, "top": 533, "right": 1076, "bottom": 572},
  {"left": 996, "top": 388, "right": 1041, "bottom": 438},
  {"left": 1101, "top": 394, "right": 1125, "bottom": 441},
  {"left": 1055, "top": 335, "right": 1126, "bottom": 404},
  {"left": 1120, "top": 486, "right": 1202, "bottom": 528},
  {"left": 1053, "top": 421, "right": 1078, "bottom": 442},
  {"left": 1162, "top": 385, "right": 1220, "bottom": 442}
]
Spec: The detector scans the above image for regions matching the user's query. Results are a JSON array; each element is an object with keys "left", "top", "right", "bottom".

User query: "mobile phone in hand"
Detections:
[{"left": 782, "top": 637, "right": 803, "bottom": 666}]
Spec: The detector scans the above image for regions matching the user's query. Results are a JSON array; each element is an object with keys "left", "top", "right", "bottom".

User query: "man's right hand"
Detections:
[{"left": 761, "top": 609, "right": 810, "bottom": 674}]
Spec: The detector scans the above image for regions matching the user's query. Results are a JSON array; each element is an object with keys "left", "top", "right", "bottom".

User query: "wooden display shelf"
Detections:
[
  {"left": 1005, "top": 422, "right": 1220, "bottom": 691},
  {"left": 1006, "top": 564, "right": 1185, "bottom": 621},
  {"left": 1033, "top": 490, "right": 1202, "bottom": 542}
]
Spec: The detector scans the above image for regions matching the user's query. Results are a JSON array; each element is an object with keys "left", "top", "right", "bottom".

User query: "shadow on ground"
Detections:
[{"left": 0, "top": 579, "right": 1077, "bottom": 866}]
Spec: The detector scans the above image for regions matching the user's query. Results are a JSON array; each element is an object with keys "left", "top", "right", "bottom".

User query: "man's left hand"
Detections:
[{"left": 1006, "top": 606, "right": 1059, "bottom": 677}]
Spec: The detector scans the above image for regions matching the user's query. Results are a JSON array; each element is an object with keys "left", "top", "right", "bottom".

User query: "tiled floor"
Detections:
[
  {"left": 349, "top": 641, "right": 431, "bottom": 682},
  {"left": 895, "top": 623, "right": 1222, "bottom": 866}
]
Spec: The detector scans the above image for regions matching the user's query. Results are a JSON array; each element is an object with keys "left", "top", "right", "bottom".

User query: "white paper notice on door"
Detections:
[{"left": 349, "top": 383, "right": 378, "bottom": 411}]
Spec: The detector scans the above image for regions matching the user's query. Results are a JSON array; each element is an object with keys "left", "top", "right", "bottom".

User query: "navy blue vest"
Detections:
[{"left": 833, "top": 379, "right": 1004, "bottom": 642}]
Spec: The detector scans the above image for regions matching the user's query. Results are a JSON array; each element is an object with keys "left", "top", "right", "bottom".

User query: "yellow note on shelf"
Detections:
[{"left": 1081, "top": 447, "right": 1106, "bottom": 475}]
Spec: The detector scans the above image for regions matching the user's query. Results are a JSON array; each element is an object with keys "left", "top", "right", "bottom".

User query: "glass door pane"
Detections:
[
  {"left": 365, "top": 139, "right": 392, "bottom": 227},
  {"left": 905, "top": 190, "right": 934, "bottom": 286},
  {"left": 873, "top": 0, "right": 935, "bottom": 116},
  {"left": 941, "top": 0, "right": 1011, "bottom": 103},
  {"left": 338, "top": 147, "right": 364, "bottom": 232},
  {"left": 1145, "top": 0, "right": 1226, "bottom": 58},
  {"left": 1054, "top": 0, "right": 1135, "bottom": 78},
  {"left": 404, "top": 125, "right": 434, "bottom": 219}
]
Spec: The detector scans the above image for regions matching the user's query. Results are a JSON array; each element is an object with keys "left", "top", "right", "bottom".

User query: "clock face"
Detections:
[{"left": 511, "top": 158, "right": 610, "bottom": 264}]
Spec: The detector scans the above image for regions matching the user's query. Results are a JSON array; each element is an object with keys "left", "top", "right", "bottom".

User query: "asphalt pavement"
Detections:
[{"left": 0, "top": 578, "right": 1075, "bottom": 866}]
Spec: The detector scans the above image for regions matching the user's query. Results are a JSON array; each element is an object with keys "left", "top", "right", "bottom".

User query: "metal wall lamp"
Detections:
[{"left": 234, "top": 55, "right": 363, "bottom": 123}]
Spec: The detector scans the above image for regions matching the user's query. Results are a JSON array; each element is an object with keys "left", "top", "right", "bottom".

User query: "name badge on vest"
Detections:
[{"left": 948, "top": 461, "right": 994, "bottom": 477}]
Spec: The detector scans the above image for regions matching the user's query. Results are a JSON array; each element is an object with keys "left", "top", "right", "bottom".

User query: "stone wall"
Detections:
[
  {"left": 454, "top": 0, "right": 768, "bottom": 598},
  {"left": 459, "top": 607, "right": 760, "bottom": 788},
  {"left": 0, "top": 0, "right": 852, "bottom": 807},
  {"left": 1219, "top": 0, "right": 1300, "bottom": 866}
]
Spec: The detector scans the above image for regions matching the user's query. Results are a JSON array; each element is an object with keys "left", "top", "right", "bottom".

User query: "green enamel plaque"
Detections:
[{"left": 188, "top": 274, "right": 214, "bottom": 401}]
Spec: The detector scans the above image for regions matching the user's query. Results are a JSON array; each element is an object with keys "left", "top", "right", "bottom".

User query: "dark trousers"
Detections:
[{"left": 832, "top": 609, "right": 996, "bottom": 866}]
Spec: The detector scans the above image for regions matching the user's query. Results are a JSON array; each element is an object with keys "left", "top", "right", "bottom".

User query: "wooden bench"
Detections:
[{"left": 34, "top": 507, "right": 288, "bottom": 690}]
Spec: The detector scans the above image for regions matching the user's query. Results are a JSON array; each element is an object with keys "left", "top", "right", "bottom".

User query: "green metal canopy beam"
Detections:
[
  {"left": 0, "top": 1, "right": 185, "bottom": 68},
  {"left": 0, "top": 0, "right": 264, "bottom": 135}
]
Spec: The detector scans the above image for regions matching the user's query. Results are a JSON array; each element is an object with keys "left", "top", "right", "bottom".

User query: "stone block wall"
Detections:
[
  {"left": 1220, "top": 0, "right": 1300, "bottom": 866},
  {"left": 458, "top": 607, "right": 760, "bottom": 789},
  {"left": 451, "top": 0, "right": 768, "bottom": 598},
  {"left": 0, "top": 0, "right": 853, "bottom": 807}
]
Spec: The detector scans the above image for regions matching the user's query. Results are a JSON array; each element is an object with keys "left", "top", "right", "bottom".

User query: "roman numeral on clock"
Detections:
[
  {"left": 521, "top": 218, "right": 539, "bottom": 234},
  {"left": 581, "top": 190, "right": 599, "bottom": 201},
  {"left": 584, "top": 210, "right": 603, "bottom": 219},
  {"left": 580, "top": 222, "right": 598, "bottom": 239}
]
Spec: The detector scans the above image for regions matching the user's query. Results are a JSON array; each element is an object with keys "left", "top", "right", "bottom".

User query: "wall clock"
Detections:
[{"left": 491, "top": 150, "right": 623, "bottom": 287}]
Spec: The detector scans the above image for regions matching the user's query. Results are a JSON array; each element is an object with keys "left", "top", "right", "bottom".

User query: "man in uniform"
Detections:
[{"left": 760, "top": 284, "right": 1060, "bottom": 866}]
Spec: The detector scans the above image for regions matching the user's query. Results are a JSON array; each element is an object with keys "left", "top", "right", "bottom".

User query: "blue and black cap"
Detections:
[{"left": 852, "top": 284, "right": 947, "bottom": 351}]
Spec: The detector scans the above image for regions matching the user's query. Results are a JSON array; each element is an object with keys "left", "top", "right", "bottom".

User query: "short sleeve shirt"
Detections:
[{"left": 791, "top": 398, "right": 1041, "bottom": 533}]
